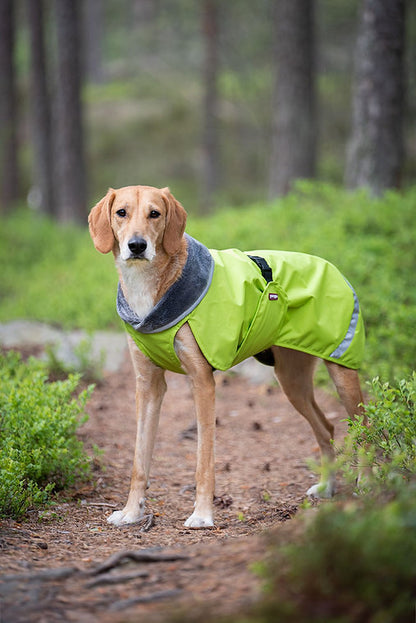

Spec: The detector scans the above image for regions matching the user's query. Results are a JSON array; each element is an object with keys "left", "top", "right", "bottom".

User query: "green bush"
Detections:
[
  {"left": 0, "top": 351, "right": 94, "bottom": 518},
  {"left": 339, "top": 373, "right": 416, "bottom": 491}
]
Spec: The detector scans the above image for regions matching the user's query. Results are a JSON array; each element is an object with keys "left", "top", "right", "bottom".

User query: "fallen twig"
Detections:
[
  {"left": 81, "top": 502, "right": 118, "bottom": 508},
  {"left": 1, "top": 567, "right": 79, "bottom": 583},
  {"left": 89, "top": 549, "right": 188, "bottom": 576},
  {"left": 85, "top": 569, "right": 149, "bottom": 588},
  {"left": 109, "top": 589, "right": 182, "bottom": 611}
]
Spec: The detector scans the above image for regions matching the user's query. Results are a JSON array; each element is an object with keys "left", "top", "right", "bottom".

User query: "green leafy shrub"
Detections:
[
  {"left": 0, "top": 351, "right": 94, "bottom": 518},
  {"left": 339, "top": 373, "right": 416, "bottom": 491}
]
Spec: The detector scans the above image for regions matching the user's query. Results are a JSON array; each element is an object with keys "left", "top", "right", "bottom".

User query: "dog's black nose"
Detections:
[{"left": 128, "top": 236, "right": 147, "bottom": 257}]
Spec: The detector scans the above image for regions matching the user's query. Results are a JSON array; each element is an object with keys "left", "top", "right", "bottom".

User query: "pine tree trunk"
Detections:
[
  {"left": 0, "top": 0, "right": 19, "bottom": 211},
  {"left": 269, "top": 0, "right": 316, "bottom": 198},
  {"left": 345, "top": 0, "right": 405, "bottom": 195},
  {"left": 54, "top": 0, "right": 87, "bottom": 223},
  {"left": 27, "top": 0, "right": 55, "bottom": 216},
  {"left": 83, "top": 0, "right": 104, "bottom": 84},
  {"left": 201, "top": 0, "right": 220, "bottom": 211}
]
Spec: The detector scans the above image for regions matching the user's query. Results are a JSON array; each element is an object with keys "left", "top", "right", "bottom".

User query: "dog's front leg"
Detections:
[
  {"left": 108, "top": 339, "right": 167, "bottom": 526},
  {"left": 185, "top": 367, "right": 216, "bottom": 528},
  {"left": 176, "top": 325, "right": 216, "bottom": 528}
]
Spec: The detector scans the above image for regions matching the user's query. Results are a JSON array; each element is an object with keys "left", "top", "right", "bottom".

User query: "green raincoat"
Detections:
[{"left": 120, "top": 242, "right": 365, "bottom": 375}]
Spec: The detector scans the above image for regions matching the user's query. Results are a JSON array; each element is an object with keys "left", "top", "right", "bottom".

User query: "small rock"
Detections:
[{"left": 36, "top": 542, "right": 48, "bottom": 550}]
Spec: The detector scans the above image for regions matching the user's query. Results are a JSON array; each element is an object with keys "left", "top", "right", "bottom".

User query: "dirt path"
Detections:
[{"left": 0, "top": 351, "right": 348, "bottom": 622}]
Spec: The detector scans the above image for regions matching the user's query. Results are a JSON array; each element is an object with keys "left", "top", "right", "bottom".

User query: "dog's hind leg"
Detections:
[
  {"left": 271, "top": 346, "right": 336, "bottom": 498},
  {"left": 324, "top": 361, "right": 364, "bottom": 420},
  {"left": 325, "top": 361, "right": 369, "bottom": 488}
]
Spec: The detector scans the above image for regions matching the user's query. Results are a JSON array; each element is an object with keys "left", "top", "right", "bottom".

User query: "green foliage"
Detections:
[
  {"left": 340, "top": 374, "right": 416, "bottom": 490},
  {"left": 0, "top": 351, "right": 94, "bottom": 518},
  {"left": 0, "top": 208, "right": 118, "bottom": 330}
]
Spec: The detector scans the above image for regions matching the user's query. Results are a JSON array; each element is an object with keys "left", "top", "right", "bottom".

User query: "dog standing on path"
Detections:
[{"left": 89, "top": 185, "right": 365, "bottom": 528}]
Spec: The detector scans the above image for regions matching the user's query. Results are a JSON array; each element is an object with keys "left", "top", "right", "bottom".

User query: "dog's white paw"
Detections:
[
  {"left": 307, "top": 481, "right": 336, "bottom": 499},
  {"left": 184, "top": 512, "right": 214, "bottom": 529},
  {"left": 107, "top": 508, "right": 143, "bottom": 526}
]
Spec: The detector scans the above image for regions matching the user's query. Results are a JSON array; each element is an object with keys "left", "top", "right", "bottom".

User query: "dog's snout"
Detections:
[{"left": 128, "top": 236, "right": 147, "bottom": 257}]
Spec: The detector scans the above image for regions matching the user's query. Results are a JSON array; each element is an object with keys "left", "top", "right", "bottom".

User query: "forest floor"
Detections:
[{"left": 0, "top": 343, "right": 348, "bottom": 623}]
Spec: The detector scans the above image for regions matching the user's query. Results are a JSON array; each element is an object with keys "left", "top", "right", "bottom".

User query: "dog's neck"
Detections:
[
  {"left": 115, "top": 240, "right": 187, "bottom": 320},
  {"left": 116, "top": 260, "right": 156, "bottom": 319}
]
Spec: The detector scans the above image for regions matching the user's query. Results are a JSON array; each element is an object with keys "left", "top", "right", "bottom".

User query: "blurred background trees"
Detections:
[
  {"left": 0, "top": 0, "right": 414, "bottom": 220},
  {"left": 201, "top": 0, "right": 220, "bottom": 210},
  {"left": 345, "top": 0, "right": 406, "bottom": 196},
  {"left": 26, "top": 0, "right": 55, "bottom": 217},
  {"left": 269, "top": 0, "right": 317, "bottom": 198},
  {"left": 0, "top": 0, "right": 20, "bottom": 210},
  {"left": 54, "top": 0, "right": 87, "bottom": 223}
]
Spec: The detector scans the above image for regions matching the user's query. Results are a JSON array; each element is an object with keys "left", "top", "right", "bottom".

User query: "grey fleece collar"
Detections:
[{"left": 117, "top": 234, "right": 215, "bottom": 334}]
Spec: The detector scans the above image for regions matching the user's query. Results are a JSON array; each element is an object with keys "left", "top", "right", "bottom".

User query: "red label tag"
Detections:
[{"left": 269, "top": 293, "right": 279, "bottom": 301}]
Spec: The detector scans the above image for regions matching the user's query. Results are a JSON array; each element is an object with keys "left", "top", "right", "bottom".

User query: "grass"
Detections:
[{"left": 0, "top": 209, "right": 118, "bottom": 331}]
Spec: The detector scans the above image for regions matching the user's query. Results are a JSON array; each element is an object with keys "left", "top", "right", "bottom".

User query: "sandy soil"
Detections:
[{"left": 0, "top": 351, "right": 348, "bottom": 622}]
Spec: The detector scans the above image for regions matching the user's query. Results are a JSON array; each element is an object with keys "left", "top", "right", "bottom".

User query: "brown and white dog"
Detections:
[{"left": 88, "top": 185, "right": 364, "bottom": 528}]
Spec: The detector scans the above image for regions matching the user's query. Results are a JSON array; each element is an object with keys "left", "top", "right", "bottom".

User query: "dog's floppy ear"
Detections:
[
  {"left": 161, "top": 187, "right": 187, "bottom": 255},
  {"left": 88, "top": 189, "right": 116, "bottom": 254}
]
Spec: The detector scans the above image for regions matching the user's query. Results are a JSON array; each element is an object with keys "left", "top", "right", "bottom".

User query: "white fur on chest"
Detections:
[{"left": 117, "top": 259, "right": 155, "bottom": 319}]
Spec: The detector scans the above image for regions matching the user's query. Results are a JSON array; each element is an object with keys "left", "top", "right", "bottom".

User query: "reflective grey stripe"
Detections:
[{"left": 330, "top": 280, "right": 360, "bottom": 359}]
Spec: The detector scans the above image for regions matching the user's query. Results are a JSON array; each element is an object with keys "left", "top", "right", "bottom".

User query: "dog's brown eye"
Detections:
[
  {"left": 116, "top": 209, "right": 127, "bottom": 218},
  {"left": 149, "top": 210, "right": 160, "bottom": 219}
]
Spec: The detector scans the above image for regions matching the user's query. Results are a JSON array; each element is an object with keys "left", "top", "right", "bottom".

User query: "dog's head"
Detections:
[{"left": 88, "top": 185, "right": 187, "bottom": 261}]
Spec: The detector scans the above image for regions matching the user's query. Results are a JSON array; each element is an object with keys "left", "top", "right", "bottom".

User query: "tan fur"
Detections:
[
  {"left": 88, "top": 189, "right": 116, "bottom": 254},
  {"left": 89, "top": 185, "right": 364, "bottom": 528}
]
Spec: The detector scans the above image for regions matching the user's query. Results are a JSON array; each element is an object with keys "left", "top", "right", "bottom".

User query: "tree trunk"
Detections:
[
  {"left": 0, "top": 0, "right": 19, "bottom": 211},
  {"left": 26, "top": 0, "right": 55, "bottom": 216},
  {"left": 345, "top": 0, "right": 405, "bottom": 195},
  {"left": 83, "top": 0, "right": 104, "bottom": 84},
  {"left": 54, "top": 0, "right": 87, "bottom": 223},
  {"left": 201, "top": 0, "right": 220, "bottom": 211},
  {"left": 269, "top": 0, "right": 316, "bottom": 198}
]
